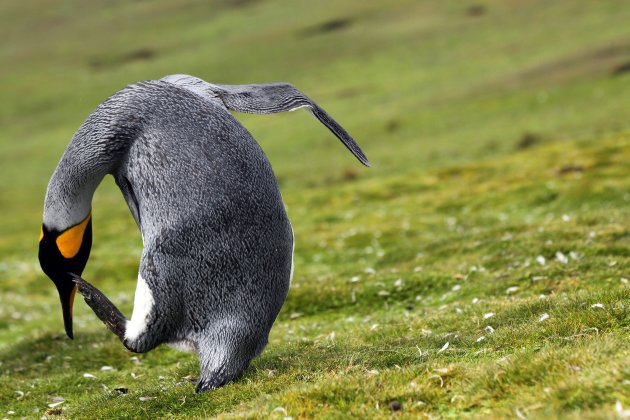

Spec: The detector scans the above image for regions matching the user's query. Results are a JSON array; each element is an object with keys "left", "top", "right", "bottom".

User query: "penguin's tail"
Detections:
[{"left": 161, "top": 74, "right": 370, "bottom": 167}]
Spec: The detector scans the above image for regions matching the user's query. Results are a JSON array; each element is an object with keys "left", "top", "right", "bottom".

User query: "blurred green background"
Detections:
[{"left": 1, "top": 0, "right": 629, "bottom": 417}]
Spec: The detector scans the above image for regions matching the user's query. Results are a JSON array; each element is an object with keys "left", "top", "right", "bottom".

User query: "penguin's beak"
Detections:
[{"left": 54, "top": 277, "right": 77, "bottom": 339}]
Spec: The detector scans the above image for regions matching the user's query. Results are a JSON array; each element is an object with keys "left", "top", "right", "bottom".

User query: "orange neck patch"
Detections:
[{"left": 56, "top": 213, "right": 91, "bottom": 259}]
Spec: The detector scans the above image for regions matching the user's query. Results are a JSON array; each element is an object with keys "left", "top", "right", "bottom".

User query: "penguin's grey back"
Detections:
[
  {"left": 94, "top": 80, "right": 292, "bottom": 345},
  {"left": 51, "top": 75, "right": 369, "bottom": 391}
]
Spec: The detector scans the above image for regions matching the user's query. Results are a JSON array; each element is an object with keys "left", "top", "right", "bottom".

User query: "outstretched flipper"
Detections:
[
  {"left": 71, "top": 274, "right": 127, "bottom": 343},
  {"left": 161, "top": 74, "right": 370, "bottom": 167}
]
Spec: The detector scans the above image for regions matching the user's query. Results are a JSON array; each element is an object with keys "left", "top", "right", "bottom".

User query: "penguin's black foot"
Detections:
[
  {"left": 195, "top": 376, "right": 232, "bottom": 393},
  {"left": 71, "top": 274, "right": 127, "bottom": 341},
  {"left": 195, "top": 359, "right": 250, "bottom": 393}
]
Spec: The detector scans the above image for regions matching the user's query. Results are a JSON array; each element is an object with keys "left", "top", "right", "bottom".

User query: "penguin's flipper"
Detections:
[
  {"left": 72, "top": 274, "right": 127, "bottom": 342},
  {"left": 212, "top": 82, "right": 370, "bottom": 167},
  {"left": 160, "top": 75, "right": 370, "bottom": 167}
]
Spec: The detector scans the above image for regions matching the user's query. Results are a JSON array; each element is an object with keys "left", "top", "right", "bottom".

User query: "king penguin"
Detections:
[{"left": 38, "top": 74, "right": 369, "bottom": 392}]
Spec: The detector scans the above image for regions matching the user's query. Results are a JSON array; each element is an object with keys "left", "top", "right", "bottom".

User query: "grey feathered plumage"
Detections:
[{"left": 42, "top": 75, "right": 368, "bottom": 392}]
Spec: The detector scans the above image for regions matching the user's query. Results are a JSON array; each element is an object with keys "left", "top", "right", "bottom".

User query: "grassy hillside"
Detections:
[{"left": 0, "top": 0, "right": 629, "bottom": 418}]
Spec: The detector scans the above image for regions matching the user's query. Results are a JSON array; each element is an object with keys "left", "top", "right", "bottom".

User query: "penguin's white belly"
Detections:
[{"left": 124, "top": 274, "right": 154, "bottom": 342}]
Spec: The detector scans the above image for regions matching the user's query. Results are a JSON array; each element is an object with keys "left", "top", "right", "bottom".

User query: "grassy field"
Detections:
[{"left": 1, "top": 0, "right": 629, "bottom": 418}]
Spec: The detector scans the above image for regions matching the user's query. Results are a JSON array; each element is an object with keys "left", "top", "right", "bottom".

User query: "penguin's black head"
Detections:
[{"left": 38, "top": 213, "right": 92, "bottom": 339}]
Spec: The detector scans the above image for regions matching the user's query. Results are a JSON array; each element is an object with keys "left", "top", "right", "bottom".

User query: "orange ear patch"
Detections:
[
  {"left": 56, "top": 213, "right": 91, "bottom": 259},
  {"left": 39, "top": 226, "right": 44, "bottom": 242}
]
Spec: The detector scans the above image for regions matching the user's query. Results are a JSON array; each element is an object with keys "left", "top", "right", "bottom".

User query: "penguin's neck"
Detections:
[
  {"left": 43, "top": 162, "right": 104, "bottom": 231},
  {"left": 42, "top": 92, "right": 140, "bottom": 231},
  {"left": 43, "top": 138, "right": 112, "bottom": 231}
]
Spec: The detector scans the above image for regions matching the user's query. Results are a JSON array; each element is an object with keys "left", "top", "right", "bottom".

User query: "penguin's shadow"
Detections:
[
  {"left": 0, "top": 332, "right": 137, "bottom": 379},
  {"left": 1, "top": 332, "right": 305, "bottom": 386},
  {"left": 1, "top": 332, "right": 301, "bottom": 385}
]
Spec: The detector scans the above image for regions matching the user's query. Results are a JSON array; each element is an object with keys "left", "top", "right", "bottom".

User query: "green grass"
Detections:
[{"left": 1, "top": 0, "right": 629, "bottom": 417}]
